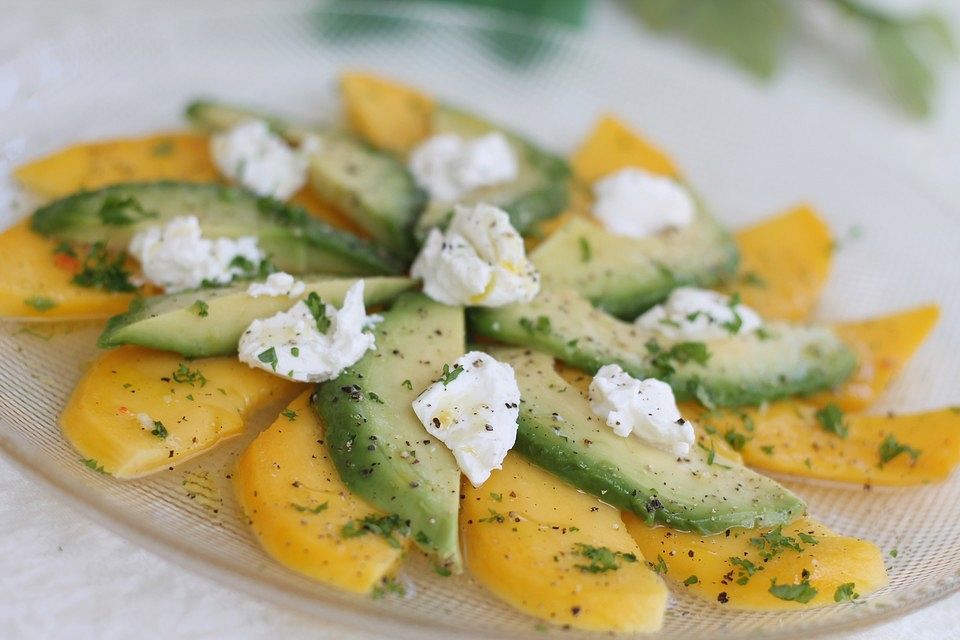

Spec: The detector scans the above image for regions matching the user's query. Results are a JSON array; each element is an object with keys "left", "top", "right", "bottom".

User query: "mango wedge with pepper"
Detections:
[
  {"left": 235, "top": 391, "right": 408, "bottom": 593},
  {"left": 461, "top": 454, "right": 668, "bottom": 632},
  {"left": 0, "top": 220, "right": 137, "bottom": 320},
  {"left": 727, "top": 205, "right": 833, "bottom": 322},
  {"left": 62, "top": 346, "right": 299, "bottom": 478},
  {"left": 624, "top": 514, "right": 887, "bottom": 610},
  {"left": 341, "top": 71, "right": 435, "bottom": 154}
]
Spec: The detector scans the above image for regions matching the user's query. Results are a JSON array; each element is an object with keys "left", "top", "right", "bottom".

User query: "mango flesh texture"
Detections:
[
  {"left": 62, "top": 346, "right": 300, "bottom": 478},
  {"left": 624, "top": 514, "right": 887, "bottom": 610},
  {"left": 461, "top": 454, "right": 667, "bottom": 632},
  {"left": 235, "top": 391, "right": 407, "bottom": 593},
  {"left": 570, "top": 114, "right": 679, "bottom": 182},
  {"left": 340, "top": 71, "right": 435, "bottom": 154},
  {"left": 726, "top": 205, "right": 833, "bottom": 322},
  {"left": 0, "top": 220, "right": 138, "bottom": 320}
]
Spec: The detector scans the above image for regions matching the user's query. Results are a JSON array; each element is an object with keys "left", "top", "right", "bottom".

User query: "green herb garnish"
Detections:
[
  {"left": 834, "top": 582, "right": 859, "bottom": 602},
  {"left": 71, "top": 242, "right": 137, "bottom": 292},
  {"left": 648, "top": 554, "right": 668, "bottom": 575},
  {"left": 572, "top": 543, "right": 638, "bottom": 574},
  {"left": 172, "top": 363, "right": 207, "bottom": 387},
  {"left": 769, "top": 577, "right": 818, "bottom": 603},
  {"left": 401, "top": 379, "right": 413, "bottom": 390},
  {"left": 291, "top": 502, "right": 329, "bottom": 514},
  {"left": 438, "top": 363, "right": 465, "bottom": 386},
  {"left": 190, "top": 300, "right": 209, "bottom": 317},
  {"left": 815, "top": 403, "right": 849, "bottom": 438},
  {"left": 729, "top": 556, "right": 760, "bottom": 585},
  {"left": 97, "top": 194, "right": 157, "bottom": 226},
  {"left": 371, "top": 577, "right": 406, "bottom": 600},
  {"left": 258, "top": 347, "right": 279, "bottom": 371},
  {"left": 578, "top": 236, "right": 591, "bottom": 262},
  {"left": 24, "top": 296, "right": 57, "bottom": 312},
  {"left": 151, "top": 420, "right": 168, "bottom": 439},
  {"left": 281, "top": 408, "right": 298, "bottom": 421},
  {"left": 303, "top": 291, "right": 331, "bottom": 333},
  {"left": 519, "top": 315, "right": 552, "bottom": 335},
  {"left": 645, "top": 339, "right": 711, "bottom": 378},
  {"left": 683, "top": 575, "right": 699, "bottom": 586},
  {"left": 342, "top": 513, "right": 409, "bottom": 548},
  {"left": 724, "top": 428, "right": 747, "bottom": 452},
  {"left": 878, "top": 434, "right": 921, "bottom": 467},
  {"left": 749, "top": 525, "right": 802, "bottom": 561},
  {"left": 81, "top": 458, "right": 108, "bottom": 474}
]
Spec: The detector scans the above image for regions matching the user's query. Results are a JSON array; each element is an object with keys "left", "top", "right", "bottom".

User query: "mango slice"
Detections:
[
  {"left": 62, "top": 346, "right": 299, "bottom": 478},
  {"left": 235, "top": 391, "right": 408, "bottom": 593},
  {"left": 288, "top": 187, "right": 370, "bottom": 237},
  {"left": 341, "top": 72, "right": 435, "bottom": 154},
  {"left": 15, "top": 133, "right": 219, "bottom": 198},
  {"left": 705, "top": 402, "right": 960, "bottom": 486},
  {"left": 813, "top": 305, "right": 940, "bottom": 411},
  {"left": 727, "top": 205, "right": 833, "bottom": 321},
  {"left": 624, "top": 514, "right": 887, "bottom": 610},
  {"left": 461, "top": 454, "right": 667, "bottom": 632},
  {"left": 571, "top": 114, "right": 679, "bottom": 183},
  {"left": 0, "top": 220, "right": 137, "bottom": 320}
]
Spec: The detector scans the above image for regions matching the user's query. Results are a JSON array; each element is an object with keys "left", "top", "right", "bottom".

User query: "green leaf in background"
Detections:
[
  {"left": 873, "top": 23, "right": 936, "bottom": 117},
  {"left": 627, "top": 0, "right": 788, "bottom": 79}
]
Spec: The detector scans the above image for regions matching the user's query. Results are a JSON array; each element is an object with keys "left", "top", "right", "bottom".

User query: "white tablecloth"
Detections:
[{"left": 2, "top": 1, "right": 959, "bottom": 638}]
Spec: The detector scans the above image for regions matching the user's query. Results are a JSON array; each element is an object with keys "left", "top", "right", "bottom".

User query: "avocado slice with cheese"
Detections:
[
  {"left": 98, "top": 276, "right": 414, "bottom": 357},
  {"left": 494, "top": 347, "right": 805, "bottom": 534},
  {"left": 470, "top": 289, "right": 857, "bottom": 408},
  {"left": 314, "top": 293, "right": 465, "bottom": 571}
]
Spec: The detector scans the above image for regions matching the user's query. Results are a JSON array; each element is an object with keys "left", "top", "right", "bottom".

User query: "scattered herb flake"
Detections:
[
  {"left": 834, "top": 582, "right": 859, "bottom": 602},
  {"left": 760, "top": 445, "right": 775, "bottom": 455},
  {"left": 434, "top": 565, "right": 452, "bottom": 577},
  {"left": 190, "top": 299, "right": 209, "bottom": 317},
  {"left": 367, "top": 391, "right": 385, "bottom": 404},
  {"left": 724, "top": 429, "right": 747, "bottom": 452},
  {"left": 815, "top": 403, "right": 849, "bottom": 438},
  {"left": 257, "top": 347, "right": 279, "bottom": 371},
  {"left": 749, "top": 525, "right": 802, "bottom": 561},
  {"left": 572, "top": 543, "right": 638, "bottom": 574},
  {"left": 401, "top": 379, "right": 413, "bottom": 390},
  {"left": 172, "top": 363, "right": 207, "bottom": 387},
  {"left": 291, "top": 502, "right": 329, "bottom": 514},
  {"left": 438, "top": 363, "right": 465, "bottom": 386},
  {"left": 730, "top": 556, "right": 760, "bottom": 585},
  {"left": 578, "top": 236, "right": 591, "bottom": 262},
  {"left": 649, "top": 554, "right": 668, "bottom": 575},
  {"left": 280, "top": 408, "right": 298, "bottom": 421},
  {"left": 81, "top": 458, "right": 108, "bottom": 474},
  {"left": 151, "top": 420, "right": 168, "bottom": 439},
  {"left": 342, "top": 513, "right": 410, "bottom": 548},
  {"left": 24, "top": 296, "right": 57, "bottom": 312},
  {"left": 878, "top": 434, "right": 921, "bottom": 467},
  {"left": 97, "top": 194, "right": 157, "bottom": 226},
  {"left": 769, "top": 577, "right": 818, "bottom": 603},
  {"left": 890, "top": 548, "right": 899, "bottom": 558},
  {"left": 371, "top": 577, "right": 406, "bottom": 600},
  {"left": 71, "top": 242, "right": 137, "bottom": 292},
  {"left": 683, "top": 575, "right": 699, "bottom": 586},
  {"left": 519, "top": 315, "right": 552, "bottom": 335},
  {"left": 303, "top": 291, "right": 331, "bottom": 333},
  {"left": 489, "top": 492, "right": 503, "bottom": 502}
]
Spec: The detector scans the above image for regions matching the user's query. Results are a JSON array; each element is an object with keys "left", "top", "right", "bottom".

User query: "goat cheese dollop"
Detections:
[
  {"left": 129, "top": 215, "right": 264, "bottom": 293},
  {"left": 238, "top": 280, "right": 376, "bottom": 382},
  {"left": 411, "top": 351, "right": 520, "bottom": 486},
  {"left": 588, "top": 364, "right": 695, "bottom": 457},
  {"left": 635, "top": 287, "right": 763, "bottom": 340},
  {"left": 211, "top": 120, "right": 316, "bottom": 200},
  {"left": 411, "top": 203, "right": 540, "bottom": 307},
  {"left": 592, "top": 167, "right": 695, "bottom": 238},
  {"left": 246, "top": 272, "right": 306, "bottom": 298},
  {"left": 408, "top": 132, "right": 518, "bottom": 202}
]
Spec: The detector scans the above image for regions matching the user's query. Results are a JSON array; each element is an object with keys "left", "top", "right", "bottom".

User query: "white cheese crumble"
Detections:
[
  {"left": 635, "top": 287, "right": 763, "bottom": 340},
  {"left": 408, "top": 132, "right": 518, "bottom": 202},
  {"left": 588, "top": 364, "right": 695, "bottom": 457},
  {"left": 411, "top": 351, "right": 520, "bottom": 487},
  {"left": 411, "top": 203, "right": 540, "bottom": 307},
  {"left": 246, "top": 272, "right": 306, "bottom": 298},
  {"left": 129, "top": 215, "right": 264, "bottom": 293},
  {"left": 237, "top": 280, "right": 376, "bottom": 382},
  {"left": 211, "top": 120, "right": 316, "bottom": 200},
  {"left": 592, "top": 167, "right": 695, "bottom": 238}
]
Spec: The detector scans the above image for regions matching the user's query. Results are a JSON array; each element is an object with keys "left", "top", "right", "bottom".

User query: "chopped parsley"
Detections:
[
  {"left": 724, "top": 428, "right": 748, "bottom": 452},
  {"left": 172, "top": 363, "right": 207, "bottom": 387},
  {"left": 519, "top": 315, "right": 552, "bottom": 335},
  {"left": 291, "top": 502, "right": 328, "bottom": 514},
  {"left": 438, "top": 363, "right": 465, "bottom": 386},
  {"left": 71, "top": 242, "right": 137, "bottom": 292},
  {"left": 401, "top": 379, "right": 413, "bottom": 390},
  {"left": 572, "top": 543, "right": 638, "bottom": 574},
  {"left": 434, "top": 564, "right": 453, "bottom": 577},
  {"left": 150, "top": 420, "right": 168, "bottom": 439},
  {"left": 368, "top": 391, "right": 385, "bottom": 404},
  {"left": 683, "top": 575, "right": 699, "bottom": 586},
  {"left": 341, "top": 513, "right": 409, "bottom": 548},
  {"left": 797, "top": 532, "right": 819, "bottom": 545},
  {"left": 257, "top": 347, "right": 279, "bottom": 371},
  {"left": 648, "top": 554, "right": 668, "bottom": 575},
  {"left": 578, "top": 236, "right": 591, "bottom": 262},
  {"left": 81, "top": 458, "right": 108, "bottom": 474},
  {"left": 489, "top": 492, "right": 503, "bottom": 502},
  {"left": 722, "top": 292, "right": 744, "bottom": 334},
  {"left": 889, "top": 548, "right": 899, "bottom": 558},
  {"left": 749, "top": 525, "right": 802, "bottom": 561},
  {"left": 24, "top": 296, "right": 57, "bottom": 312},
  {"left": 371, "top": 577, "right": 406, "bottom": 600},
  {"left": 878, "top": 434, "right": 921, "bottom": 467},
  {"left": 834, "top": 582, "right": 859, "bottom": 603},
  {"left": 645, "top": 339, "right": 711, "bottom": 378},
  {"left": 815, "top": 403, "right": 849, "bottom": 438},
  {"left": 478, "top": 509, "right": 506, "bottom": 524},
  {"left": 303, "top": 292, "right": 331, "bottom": 333},
  {"left": 768, "top": 577, "right": 818, "bottom": 603},
  {"left": 760, "top": 445, "right": 775, "bottom": 455},
  {"left": 729, "top": 556, "right": 760, "bottom": 585},
  {"left": 290, "top": 347, "right": 300, "bottom": 357},
  {"left": 280, "top": 408, "right": 298, "bottom": 421},
  {"left": 190, "top": 300, "right": 209, "bottom": 317},
  {"left": 97, "top": 194, "right": 157, "bottom": 226},
  {"left": 697, "top": 440, "right": 717, "bottom": 466},
  {"left": 741, "top": 271, "right": 767, "bottom": 288}
]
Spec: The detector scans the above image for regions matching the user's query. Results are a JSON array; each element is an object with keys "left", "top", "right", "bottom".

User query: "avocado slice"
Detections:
[
  {"left": 470, "top": 289, "right": 857, "bottom": 408},
  {"left": 531, "top": 208, "right": 739, "bottom": 320},
  {"left": 314, "top": 293, "right": 465, "bottom": 570},
  {"left": 31, "top": 181, "right": 402, "bottom": 276},
  {"left": 186, "top": 100, "right": 425, "bottom": 259},
  {"left": 414, "top": 105, "right": 570, "bottom": 238},
  {"left": 494, "top": 347, "right": 805, "bottom": 534},
  {"left": 98, "top": 276, "right": 414, "bottom": 357}
]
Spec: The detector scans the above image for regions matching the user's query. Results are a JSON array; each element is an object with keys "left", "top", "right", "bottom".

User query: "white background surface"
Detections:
[{"left": 1, "top": 1, "right": 958, "bottom": 638}]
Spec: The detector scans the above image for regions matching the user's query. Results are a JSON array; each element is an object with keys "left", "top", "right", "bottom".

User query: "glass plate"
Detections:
[{"left": 1, "top": 2, "right": 958, "bottom": 638}]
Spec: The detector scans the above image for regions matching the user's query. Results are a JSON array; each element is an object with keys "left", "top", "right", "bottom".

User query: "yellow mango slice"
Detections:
[
  {"left": 714, "top": 402, "right": 960, "bottom": 486},
  {"left": 288, "top": 187, "right": 370, "bottom": 237},
  {"left": 341, "top": 72, "right": 435, "bottom": 154},
  {"left": 812, "top": 305, "right": 940, "bottom": 411},
  {"left": 727, "top": 205, "right": 833, "bottom": 321},
  {"left": 235, "top": 391, "right": 407, "bottom": 593},
  {"left": 461, "top": 454, "right": 667, "bottom": 632},
  {"left": 624, "top": 514, "right": 887, "bottom": 610},
  {"left": 0, "top": 220, "right": 136, "bottom": 320},
  {"left": 571, "top": 115, "right": 679, "bottom": 183},
  {"left": 62, "top": 346, "right": 299, "bottom": 478},
  {"left": 15, "top": 133, "right": 219, "bottom": 198}
]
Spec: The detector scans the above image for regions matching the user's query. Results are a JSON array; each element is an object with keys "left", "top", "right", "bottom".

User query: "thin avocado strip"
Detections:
[
  {"left": 30, "top": 181, "right": 402, "bottom": 276},
  {"left": 314, "top": 293, "right": 465, "bottom": 570},
  {"left": 470, "top": 289, "right": 857, "bottom": 408},
  {"left": 187, "top": 100, "right": 425, "bottom": 259},
  {"left": 414, "top": 105, "right": 570, "bottom": 238},
  {"left": 531, "top": 210, "right": 739, "bottom": 320},
  {"left": 98, "top": 276, "right": 414, "bottom": 357},
  {"left": 494, "top": 347, "right": 805, "bottom": 534}
]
